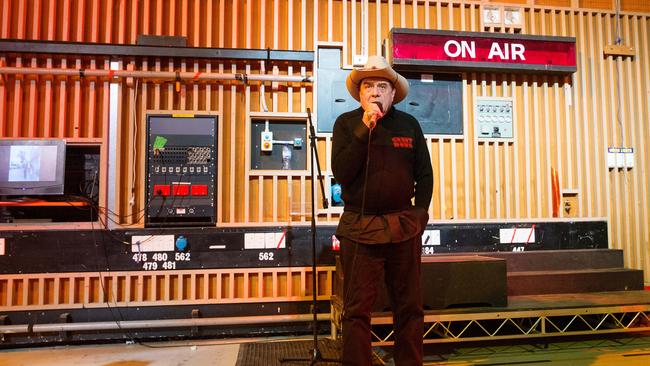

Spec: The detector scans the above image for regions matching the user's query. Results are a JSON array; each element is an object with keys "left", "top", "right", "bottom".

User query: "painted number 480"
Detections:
[{"left": 258, "top": 252, "right": 274, "bottom": 261}]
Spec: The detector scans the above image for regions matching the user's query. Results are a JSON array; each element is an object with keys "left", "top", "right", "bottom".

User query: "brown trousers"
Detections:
[{"left": 340, "top": 236, "right": 423, "bottom": 366}]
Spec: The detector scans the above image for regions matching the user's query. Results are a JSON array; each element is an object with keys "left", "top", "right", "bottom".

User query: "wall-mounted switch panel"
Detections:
[{"left": 475, "top": 97, "right": 514, "bottom": 139}]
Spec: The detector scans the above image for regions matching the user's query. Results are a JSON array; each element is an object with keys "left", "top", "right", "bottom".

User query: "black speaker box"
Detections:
[{"left": 335, "top": 255, "right": 508, "bottom": 311}]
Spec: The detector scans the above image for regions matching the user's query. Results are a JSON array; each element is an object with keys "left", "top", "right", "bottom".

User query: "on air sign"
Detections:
[
  {"left": 387, "top": 28, "right": 576, "bottom": 74},
  {"left": 443, "top": 39, "right": 526, "bottom": 61}
]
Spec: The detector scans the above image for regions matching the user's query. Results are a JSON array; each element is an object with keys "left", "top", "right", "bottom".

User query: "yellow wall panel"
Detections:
[
  {"left": 580, "top": 0, "right": 613, "bottom": 10},
  {"left": 493, "top": 0, "right": 530, "bottom": 4},
  {"left": 535, "top": 0, "right": 572, "bottom": 7},
  {"left": 621, "top": 0, "right": 650, "bottom": 13}
]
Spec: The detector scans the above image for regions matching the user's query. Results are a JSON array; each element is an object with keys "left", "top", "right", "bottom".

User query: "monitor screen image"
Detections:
[{"left": 0, "top": 139, "right": 66, "bottom": 196}]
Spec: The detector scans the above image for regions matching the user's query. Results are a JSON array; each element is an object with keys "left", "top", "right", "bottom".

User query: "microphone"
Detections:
[{"left": 369, "top": 102, "right": 383, "bottom": 129}]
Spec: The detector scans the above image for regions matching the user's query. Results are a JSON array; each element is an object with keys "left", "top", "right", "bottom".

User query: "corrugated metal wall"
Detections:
[{"left": 0, "top": 0, "right": 648, "bottom": 284}]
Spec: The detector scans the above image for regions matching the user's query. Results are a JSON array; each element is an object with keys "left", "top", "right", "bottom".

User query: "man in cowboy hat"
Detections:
[{"left": 332, "top": 55, "right": 433, "bottom": 365}]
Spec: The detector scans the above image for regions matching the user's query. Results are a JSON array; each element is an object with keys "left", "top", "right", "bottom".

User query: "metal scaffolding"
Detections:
[{"left": 330, "top": 295, "right": 650, "bottom": 345}]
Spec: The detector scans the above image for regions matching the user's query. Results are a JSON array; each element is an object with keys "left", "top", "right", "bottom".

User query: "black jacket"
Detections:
[{"left": 331, "top": 106, "right": 433, "bottom": 214}]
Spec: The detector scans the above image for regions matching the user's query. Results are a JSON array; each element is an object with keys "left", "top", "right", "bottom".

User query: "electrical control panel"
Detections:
[
  {"left": 316, "top": 47, "right": 360, "bottom": 133},
  {"left": 145, "top": 114, "right": 218, "bottom": 227},
  {"left": 395, "top": 72, "right": 463, "bottom": 135},
  {"left": 475, "top": 97, "right": 514, "bottom": 139},
  {"left": 251, "top": 119, "right": 306, "bottom": 171}
]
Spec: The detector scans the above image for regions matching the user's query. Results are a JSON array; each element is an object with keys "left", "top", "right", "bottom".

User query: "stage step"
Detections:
[
  {"left": 335, "top": 249, "right": 644, "bottom": 309},
  {"left": 507, "top": 267, "right": 644, "bottom": 295},
  {"left": 438, "top": 249, "right": 625, "bottom": 272},
  {"left": 430, "top": 249, "right": 644, "bottom": 296},
  {"left": 334, "top": 254, "right": 507, "bottom": 310}
]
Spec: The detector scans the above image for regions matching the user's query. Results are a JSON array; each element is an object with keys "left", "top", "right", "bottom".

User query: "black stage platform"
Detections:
[
  {"left": 235, "top": 332, "right": 650, "bottom": 366},
  {"left": 423, "top": 289, "right": 650, "bottom": 315},
  {"left": 331, "top": 290, "right": 650, "bottom": 345},
  {"left": 238, "top": 291, "right": 650, "bottom": 365}
]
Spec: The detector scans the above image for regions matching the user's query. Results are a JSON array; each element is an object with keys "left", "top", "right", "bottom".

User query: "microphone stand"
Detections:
[{"left": 280, "top": 108, "right": 340, "bottom": 365}]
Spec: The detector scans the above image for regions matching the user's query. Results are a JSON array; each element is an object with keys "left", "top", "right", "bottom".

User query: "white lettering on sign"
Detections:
[
  {"left": 443, "top": 39, "right": 527, "bottom": 61},
  {"left": 444, "top": 40, "right": 461, "bottom": 57},
  {"left": 444, "top": 40, "right": 476, "bottom": 58},
  {"left": 488, "top": 42, "right": 526, "bottom": 61},
  {"left": 511, "top": 43, "right": 526, "bottom": 60},
  {"left": 488, "top": 43, "right": 506, "bottom": 60}
]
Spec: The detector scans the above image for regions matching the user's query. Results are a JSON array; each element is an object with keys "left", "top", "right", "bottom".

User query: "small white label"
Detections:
[
  {"left": 263, "top": 232, "right": 276, "bottom": 249},
  {"left": 616, "top": 152, "right": 625, "bottom": 167},
  {"left": 273, "top": 232, "right": 286, "bottom": 249},
  {"left": 420, "top": 74, "right": 434, "bottom": 83},
  {"left": 353, "top": 54, "right": 368, "bottom": 66},
  {"left": 625, "top": 152, "right": 634, "bottom": 168},
  {"left": 607, "top": 148, "right": 617, "bottom": 168},
  {"left": 623, "top": 148, "right": 634, "bottom": 168},
  {"left": 244, "top": 233, "right": 266, "bottom": 249},
  {"left": 0, "top": 238, "right": 5, "bottom": 256},
  {"left": 422, "top": 230, "right": 441, "bottom": 246},
  {"left": 246, "top": 232, "right": 286, "bottom": 249},
  {"left": 500, "top": 227, "right": 536, "bottom": 244},
  {"left": 131, "top": 235, "right": 175, "bottom": 252}
]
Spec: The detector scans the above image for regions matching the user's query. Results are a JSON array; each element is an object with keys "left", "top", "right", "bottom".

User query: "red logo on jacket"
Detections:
[{"left": 392, "top": 136, "right": 413, "bottom": 149}]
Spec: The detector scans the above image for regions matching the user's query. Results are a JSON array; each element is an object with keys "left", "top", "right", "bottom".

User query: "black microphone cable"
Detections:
[{"left": 342, "top": 110, "right": 378, "bottom": 324}]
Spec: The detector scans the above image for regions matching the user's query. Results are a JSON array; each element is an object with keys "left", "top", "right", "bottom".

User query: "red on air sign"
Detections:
[{"left": 388, "top": 29, "right": 576, "bottom": 74}]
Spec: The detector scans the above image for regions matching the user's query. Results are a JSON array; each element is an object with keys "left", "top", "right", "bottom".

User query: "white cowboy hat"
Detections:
[{"left": 345, "top": 55, "right": 409, "bottom": 104}]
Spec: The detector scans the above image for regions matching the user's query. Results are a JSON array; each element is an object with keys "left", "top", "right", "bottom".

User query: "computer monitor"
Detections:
[{"left": 0, "top": 139, "right": 66, "bottom": 196}]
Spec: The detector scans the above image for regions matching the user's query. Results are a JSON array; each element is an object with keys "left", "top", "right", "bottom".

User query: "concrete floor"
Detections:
[
  {"left": 2, "top": 333, "right": 650, "bottom": 366},
  {"left": 0, "top": 339, "right": 241, "bottom": 366},
  {"left": 419, "top": 333, "right": 650, "bottom": 365}
]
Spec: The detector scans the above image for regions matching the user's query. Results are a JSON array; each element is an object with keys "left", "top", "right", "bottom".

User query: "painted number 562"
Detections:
[{"left": 258, "top": 252, "right": 274, "bottom": 261}]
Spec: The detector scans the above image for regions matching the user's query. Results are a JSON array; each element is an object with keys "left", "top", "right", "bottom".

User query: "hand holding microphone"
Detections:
[{"left": 365, "top": 101, "right": 384, "bottom": 130}]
